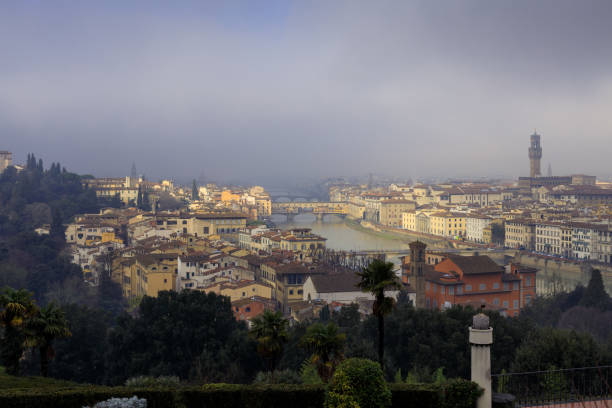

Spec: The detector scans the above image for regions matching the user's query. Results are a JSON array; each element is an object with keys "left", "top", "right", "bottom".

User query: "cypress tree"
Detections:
[
  {"left": 136, "top": 185, "right": 143, "bottom": 208},
  {"left": 192, "top": 179, "right": 199, "bottom": 200},
  {"left": 580, "top": 269, "right": 610, "bottom": 310}
]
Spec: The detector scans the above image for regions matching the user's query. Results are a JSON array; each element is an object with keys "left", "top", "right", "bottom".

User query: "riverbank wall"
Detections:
[
  {"left": 513, "top": 253, "right": 612, "bottom": 294},
  {"left": 346, "top": 217, "right": 474, "bottom": 249},
  {"left": 345, "top": 217, "right": 612, "bottom": 294}
]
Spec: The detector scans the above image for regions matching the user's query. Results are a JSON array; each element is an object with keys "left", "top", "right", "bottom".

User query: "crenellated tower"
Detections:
[{"left": 528, "top": 132, "right": 542, "bottom": 178}]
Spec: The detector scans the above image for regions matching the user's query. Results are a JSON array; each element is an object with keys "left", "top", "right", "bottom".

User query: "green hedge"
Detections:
[
  {"left": 0, "top": 387, "right": 176, "bottom": 408},
  {"left": 390, "top": 383, "right": 442, "bottom": 407},
  {"left": 0, "top": 381, "right": 482, "bottom": 408},
  {"left": 390, "top": 379, "right": 482, "bottom": 408},
  {"left": 181, "top": 384, "right": 325, "bottom": 408}
]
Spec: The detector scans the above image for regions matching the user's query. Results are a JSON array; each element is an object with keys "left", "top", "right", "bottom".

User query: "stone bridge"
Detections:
[{"left": 271, "top": 202, "right": 348, "bottom": 220}]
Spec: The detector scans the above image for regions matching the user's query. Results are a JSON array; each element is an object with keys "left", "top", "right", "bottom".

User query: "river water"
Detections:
[{"left": 272, "top": 214, "right": 612, "bottom": 294}]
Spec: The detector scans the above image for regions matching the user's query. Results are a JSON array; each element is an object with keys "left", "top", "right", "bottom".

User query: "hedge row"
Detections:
[
  {"left": 0, "top": 381, "right": 482, "bottom": 408},
  {"left": 0, "top": 387, "right": 176, "bottom": 408}
]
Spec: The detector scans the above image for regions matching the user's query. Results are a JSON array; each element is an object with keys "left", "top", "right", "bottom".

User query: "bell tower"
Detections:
[
  {"left": 528, "top": 132, "right": 542, "bottom": 178},
  {"left": 409, "top": 241, "right": 427, "bottom": 308}
]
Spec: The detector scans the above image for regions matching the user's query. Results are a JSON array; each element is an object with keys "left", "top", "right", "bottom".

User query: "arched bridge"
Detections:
[{"left": 271, "top": 202, "right": 348, "bottom": 220}]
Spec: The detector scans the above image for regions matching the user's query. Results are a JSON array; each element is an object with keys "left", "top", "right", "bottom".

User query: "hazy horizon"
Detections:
[{"left": 2, "top": 1, "right": 612, "bottom": 185}]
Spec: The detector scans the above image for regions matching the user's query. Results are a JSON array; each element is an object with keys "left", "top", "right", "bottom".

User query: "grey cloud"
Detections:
[{"left": 1, "top": 1, "right": 611, "bottom": 184}]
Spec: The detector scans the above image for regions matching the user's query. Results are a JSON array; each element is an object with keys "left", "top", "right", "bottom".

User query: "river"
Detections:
[{"left": 272, "top": 214, "right": 612, "bottom": 295}]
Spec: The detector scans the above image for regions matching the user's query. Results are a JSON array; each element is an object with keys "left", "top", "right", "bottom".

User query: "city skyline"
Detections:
[{"left": 2, "top": 1, "right": 612, "bottom": 184}]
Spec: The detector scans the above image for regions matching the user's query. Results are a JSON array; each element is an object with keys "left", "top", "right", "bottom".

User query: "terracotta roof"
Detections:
[
  {"left": 232, "top": 296, "right": 276, "bottom": 308},
  {"left": 308, "top": 272, "right": 362, "bottom": 293},
  {"left": 444, "top": 255, "right": 504, "bottom": 275}
]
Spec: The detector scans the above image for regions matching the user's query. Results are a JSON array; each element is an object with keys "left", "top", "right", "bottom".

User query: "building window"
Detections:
[
  {"left": 479, "top": 283, "right": 486, "bottom": 291},
  {"left": 493, "top": 298, "right": 499, "bottom": 305},
  {"left": 457, "top": 286, "right": 463, "bottom": 294},
  {"left": 245, "top": 307, "right": 251, "bottom": 312},
  {"left": 525, "top": 277, "right": 531, "bottom": 286},
  {"left": 289, "top": 289, "right": 294, "bottom": 295},
  {"left": 513, "top": 282, "right": 519, "bottom": 290},
  {"left": 503, "top": 283, "right": 509, "bottom": 291},
  {"left": 465, "top": 284, "right": 472, "bottom": 292},
  {"left": 513, "top": 300, "right": 519, "bottom": 309},
  {"left": 163, "top": 279, "right": 167, "bottom": 283},
  {"left": 449, "top": 287, "right": 454, "bottom": 295},
  {"left": 440, "top": 286, "right": 445, "bottom": 294},
  {"left": 493, "top": 282, "right": 499, "bottom": 289},
  {"left": 503, "top": 300, "right": 509, "bottom": 308}
]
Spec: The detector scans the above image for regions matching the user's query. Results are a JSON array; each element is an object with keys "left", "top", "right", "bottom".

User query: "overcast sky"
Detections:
[{"left": 1, "top": 1, "right": 611, "bottom": 185}]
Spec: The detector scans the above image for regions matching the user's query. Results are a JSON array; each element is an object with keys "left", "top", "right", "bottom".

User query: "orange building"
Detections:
[
  {"left": 232, "top": 296, "right": 276, "bottom": 322},
  {"left": 422, "top": 255, "right": 536, "bottom": 316}
]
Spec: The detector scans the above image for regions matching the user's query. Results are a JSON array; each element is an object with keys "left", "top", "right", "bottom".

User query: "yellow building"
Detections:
[
  {"left": 255, "top": 196, "right": 272, "bottom": 216},
  {"left": 504, "top": 219, "right": 536, "bottom": 250},
  {"left": 379, "top": 199, "right": 416, "bottom": 227},
  {"left": 482, "top": 225, "right": 493, "bottom": 245},
  {"left": 429, "top": 212, "right": 466, "bottom": 238},
  {"left": 221, "top": 190, "right": 241, "bottom": 203},
  {"left": 214, "top": 280, "right": 273, "bottom": 302},
  {"left": 121, "top": 254, "right": 178, "bottom": 298},
  {"left": 402, "top": 211, "right": 417, "bottom": 231},
  {"left": 279, "top": 228, "right": 326, "bottom": 260},
  {"left": 190, "top": 212, "right": 248, "bottom": 238}
]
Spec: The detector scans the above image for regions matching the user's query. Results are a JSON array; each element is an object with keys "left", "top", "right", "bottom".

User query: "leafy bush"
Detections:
[
  {"left": 325, "top": 358, "right": 391, "bottom": 408},
  {"left": 125, "top": 376, "right": 180, "bottom": 388},
  {"left": 441, "top": 378, "right": 483, "bottom": 408},
  {"left": 300, "top": 361, "right": 323, "bottom": 385},
  {"left": 252, "top": 370, "right": 302, "bottom": 385}
]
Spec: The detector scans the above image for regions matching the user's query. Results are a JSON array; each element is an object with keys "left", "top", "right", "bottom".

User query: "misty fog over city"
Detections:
[{"left": 1, "top": 2, "right": 612, "bottom": 408}]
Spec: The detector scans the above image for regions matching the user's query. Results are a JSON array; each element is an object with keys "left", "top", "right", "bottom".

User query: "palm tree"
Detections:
[
  {"left": 356, "top": 258, "right": 401, "bottom": 368},
  {"left": 25, "top": 303, "right": 71, "bottom": 377},
  {"left": 300, "top": 322, "right": 346, "bottom": 382},
  {"left": 249, "top": 310, "right": 289, "bottom": 372},
  {"left": 0, "top": 288, "right": 38, "bottom": 375}
]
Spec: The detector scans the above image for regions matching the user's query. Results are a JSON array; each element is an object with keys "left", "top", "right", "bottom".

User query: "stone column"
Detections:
[{"left": 470, "top": 313, "right": 493, "bottom": 408}]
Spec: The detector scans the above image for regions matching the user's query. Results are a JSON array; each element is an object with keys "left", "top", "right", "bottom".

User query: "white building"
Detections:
[
  {"left": 302, "top": 273, "right": 404, "bottom": 305},
  {"left": 176, "top": 254, "right": 253, "bottom": 290},
  {"left": 465, "top": 215, "right": 493, "bottom": 244},
  {"left": 572, "top": 223, "right": 596, "bottom": 260},
  {"left": 535, "top": 222, "right": 572, "bottom": 257}
]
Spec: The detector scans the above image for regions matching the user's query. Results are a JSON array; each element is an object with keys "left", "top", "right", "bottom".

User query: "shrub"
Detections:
[
  {"left": 252, "top": 370, "right": 302, "bottom": 385},
  {"left": 325, "top": 358, "right": 391, "bottom": 408},
  {"left": 125, "top": 376, "right": 180, "bottom": 388},
  {"left": 300, "top": 361, "right": 323, "bottom": 385},
  {"left": 389, "top": 383, "right": 441, "bottom": 408},
  {"left": 441, "top": 378, "right": 483, "bottom": 408}
]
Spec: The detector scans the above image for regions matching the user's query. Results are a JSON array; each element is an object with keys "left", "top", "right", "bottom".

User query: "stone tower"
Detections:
[
  {"left": 409, "top": 241, "right": 427, "bottom": 308},
  {"left": 528, "top": 132, "right": 542, "bottom": 178}
]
